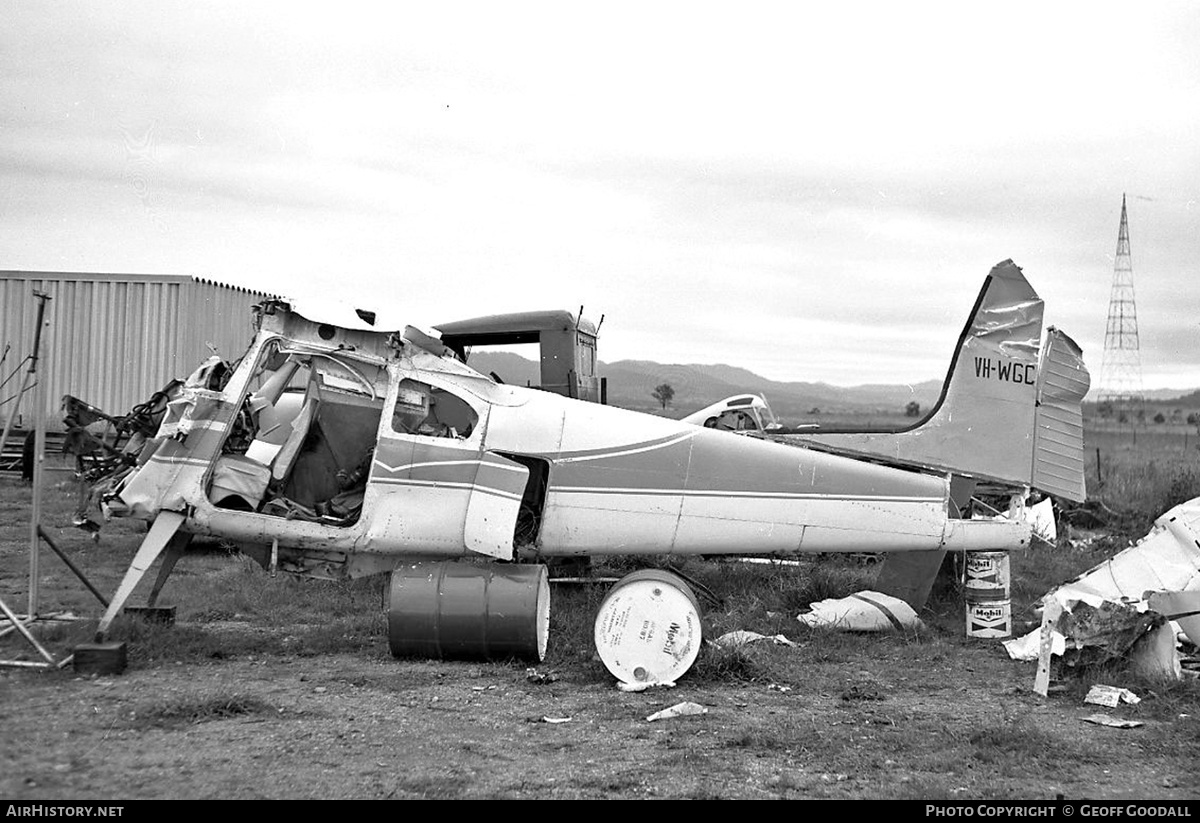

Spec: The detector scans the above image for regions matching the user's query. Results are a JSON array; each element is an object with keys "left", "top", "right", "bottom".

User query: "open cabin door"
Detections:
[
  {"left": 369, "top": 373, "right": 527, "bottom": 559},
  {"left": 464, "top": 453, "right": 529, "bottom": 558}
]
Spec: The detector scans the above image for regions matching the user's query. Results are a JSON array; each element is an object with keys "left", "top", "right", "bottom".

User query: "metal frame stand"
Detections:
[{"left": 0, "top": 290, "right": 107, "bottom": 670}]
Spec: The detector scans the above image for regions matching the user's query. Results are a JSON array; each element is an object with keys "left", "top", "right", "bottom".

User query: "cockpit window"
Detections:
[{"left": 392, "top": 378, "right": 478, "bottom": 439}]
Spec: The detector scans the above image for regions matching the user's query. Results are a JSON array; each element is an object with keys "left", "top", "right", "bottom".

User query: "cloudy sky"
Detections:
[{"left": 2, "top": 2, "right": 1197, "bottom": 391}]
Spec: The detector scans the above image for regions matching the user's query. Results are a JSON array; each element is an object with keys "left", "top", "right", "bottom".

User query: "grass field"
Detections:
[{"left": 1081, "top": 423, "right": 1200, "bottom": 535}]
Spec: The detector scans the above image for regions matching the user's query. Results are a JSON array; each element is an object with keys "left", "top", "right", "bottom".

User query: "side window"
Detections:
[{"left": 392, "top": 378, "right": 478, "bottom": 439}]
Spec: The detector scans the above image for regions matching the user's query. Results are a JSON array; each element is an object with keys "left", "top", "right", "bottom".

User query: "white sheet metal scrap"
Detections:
[{"left": 1005, "top": 495, "right": 1200, "bottom": 661}]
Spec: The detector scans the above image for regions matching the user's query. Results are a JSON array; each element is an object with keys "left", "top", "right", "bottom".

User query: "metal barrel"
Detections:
[
  {"left": 594, "top": 569, "right": 702, "bottom": 686},
  {"left": 388, "top": 562, "right": 550, "bottom": 661},
  {"left": 964, "top": 551, "right": 1012, "bottom": 639}
]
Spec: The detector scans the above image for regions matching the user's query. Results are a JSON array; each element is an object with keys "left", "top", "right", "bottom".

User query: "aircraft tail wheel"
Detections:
[{"left": 388, "top": 562, "right": 550, "bottom": 661}]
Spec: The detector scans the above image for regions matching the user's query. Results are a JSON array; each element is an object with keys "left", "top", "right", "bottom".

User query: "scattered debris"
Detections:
[
  {"left": 1081, "top": 714, "right": 1143, "bottom": 729},
  {"left": 1059, "top": 499, "right": 1133, "bottom": 531},
  {"left": 1046, "top": 497, "right": 1200, "bottom": 603},
  {"left": 1003, "top": 628, "right": 1065, "bottom": 661},
  {"left": 525, "top": 668, "right": 560, "bottom": 684},
  {"left": 1026, "top": 497, "right": 1058, "bottom": 545},
  {"left": 1058, "top": 600, "right": 1164, "bottom": 669},
  {"left": 797, "top": 591, "right": 924, "bottom": 632},
  {"left": 1148, "top": 590, "right": 1200, "bottom": 646},
  {"left": 618, "top": 680, "right": 676, "bottom": 693},
  {"left": 1084, "top": 685, "right": 1141, "bottom": 708},
  {"left": 1129, "top": 623, "right": 1182, "bottom": 682},
  {"left": 841, "top": 684, "right": 885, "bottom": 702},
  {"left": 1007, "top": 495, "right": 1200, "bottom": 692},
  {"left": 711, "top": 630, "right": 796, "bottom": 648},
  {"left": 646, "top": 701, "right": 708, "bottom": 722}
]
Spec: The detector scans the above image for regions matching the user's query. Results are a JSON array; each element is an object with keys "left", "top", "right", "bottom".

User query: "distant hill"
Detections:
[
  {"left": 467, "top": 351, "right": 943, "bottom": 424},
  {"left": 1083, "top": 390, "right": 1200, "bottom": 410},
  {"left": 1142, "top": 389, "right": 1200, "bottom": 406}
]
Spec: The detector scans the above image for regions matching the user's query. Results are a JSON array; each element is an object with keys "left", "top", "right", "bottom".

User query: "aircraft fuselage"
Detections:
[{"left": 106, "top": 318, "right": 1028, "bottom": 580}]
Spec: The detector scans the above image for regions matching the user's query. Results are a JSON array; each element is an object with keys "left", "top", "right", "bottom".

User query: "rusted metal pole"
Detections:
[
  {"left": 37, "top": 526, "right": 109, "bottom": 607},
  {"left": 29, "top": 394, "right": 43, "bottom": 618},
  {"left": 27, "top": 292, "right": 51, "bottom": 620}
]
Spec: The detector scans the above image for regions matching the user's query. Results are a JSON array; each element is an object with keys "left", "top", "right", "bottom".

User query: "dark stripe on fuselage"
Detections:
[
  {"left": 549, "top": 487, "right": 937, "bottom": 502},
  {"left": 371, "top": 438, "right": 524, "bottom": 499},
  {"left": 547, "top": 426, "right": 945, "bottom": 501}
]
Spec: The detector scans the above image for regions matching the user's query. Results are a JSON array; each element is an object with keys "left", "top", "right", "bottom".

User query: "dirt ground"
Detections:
[
  {"left": 1, "top": 475, "right": 1197, "bottom": 800},
  {"left": 1, "top": 615, "right": 1197, "bottom": 800}
]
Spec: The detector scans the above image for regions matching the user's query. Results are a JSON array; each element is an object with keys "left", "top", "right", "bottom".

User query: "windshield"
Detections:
[{"left": 758, "top": 397, "right": 781, "bottom": 429}]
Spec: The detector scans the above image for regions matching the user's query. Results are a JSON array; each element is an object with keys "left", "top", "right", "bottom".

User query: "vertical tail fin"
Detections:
[{"left": 794, "top": 260, "right": 1090, "bottom": 502}]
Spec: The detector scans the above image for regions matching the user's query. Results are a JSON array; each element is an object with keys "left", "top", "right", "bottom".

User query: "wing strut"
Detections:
[{"left": 95, "top": 511, "right": 190, "bottom": 640}]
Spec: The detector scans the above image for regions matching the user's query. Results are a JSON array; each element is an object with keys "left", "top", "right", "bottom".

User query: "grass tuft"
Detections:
[
  {"left": 129, "top": 689, "right": 278, "bottom": 729},
  {"left": 692, "top": 642, "right": 777, "bottom": 683}
]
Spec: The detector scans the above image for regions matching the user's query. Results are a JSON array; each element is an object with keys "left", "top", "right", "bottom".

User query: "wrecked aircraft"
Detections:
[
  {"left": 680, "top": 395, "right": 784, "bottom": 433},
  {"left": 73, "top": 259, "right": 1090, "bottom": 658}
]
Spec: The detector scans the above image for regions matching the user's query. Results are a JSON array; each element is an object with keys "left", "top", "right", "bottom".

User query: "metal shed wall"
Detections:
[{"left": 1, "top": 272, "right": 270, "bottom": 429}]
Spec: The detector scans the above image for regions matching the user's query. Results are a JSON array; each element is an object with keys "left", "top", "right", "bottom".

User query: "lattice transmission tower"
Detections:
[{"left": 1097, "top": 194, "right": 1144, "bottom": 403}]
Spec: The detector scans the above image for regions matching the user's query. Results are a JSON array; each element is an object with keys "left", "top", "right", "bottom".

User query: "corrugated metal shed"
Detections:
[{"left": 1, "top": 271, "right": 273, "bottom": 429}]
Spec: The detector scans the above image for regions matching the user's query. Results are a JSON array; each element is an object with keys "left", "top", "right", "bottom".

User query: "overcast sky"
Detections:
[{"left": 2, "top": 2, "right": 1197, "bottom": 391}]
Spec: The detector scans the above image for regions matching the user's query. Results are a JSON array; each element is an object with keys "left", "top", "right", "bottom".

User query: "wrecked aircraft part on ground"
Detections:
[
  {"left": 1038, "top": 495, "right": 1200, "bottom": 606},
  {"left": 71, "top": 260, "right": 1090, "bottom": 667},
  {"left": 61, "top": 382, "right": 183, "bottom": 529},
  {"left": 1006, "top": 495, "right": 1200, "bottom": 691},
  {"left": 797, "top": 591, "right": 925, "bottom": 632}
]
